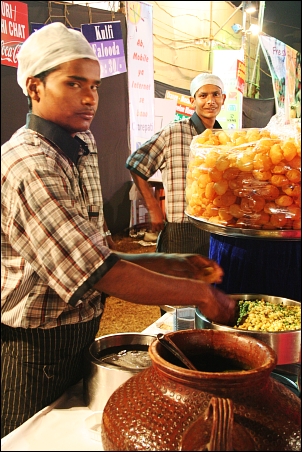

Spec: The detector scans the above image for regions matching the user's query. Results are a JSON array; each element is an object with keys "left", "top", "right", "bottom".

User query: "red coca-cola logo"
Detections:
[{"left": 1, "top": 40, "right": 22, "bottom": 64}]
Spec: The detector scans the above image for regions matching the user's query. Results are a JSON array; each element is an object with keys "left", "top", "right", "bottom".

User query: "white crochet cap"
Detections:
[
  {"left": 190, "top": 73, "right": 225, "bottom": 97},
  {"left": 17, "top": 22, "right": 99, "bottom": 95}
]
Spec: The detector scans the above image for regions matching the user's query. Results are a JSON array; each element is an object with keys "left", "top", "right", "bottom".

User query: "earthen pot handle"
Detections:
[
  {"left": 180, "top": 396, "right": 234, "bottom": 451},
  {"left": 204, "top": 397, "right": 234, "bottom": 451}
]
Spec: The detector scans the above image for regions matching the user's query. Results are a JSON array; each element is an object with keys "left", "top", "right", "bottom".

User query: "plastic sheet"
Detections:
[{"left": 186, "top": 118, "right": 301, "bottom": 232}]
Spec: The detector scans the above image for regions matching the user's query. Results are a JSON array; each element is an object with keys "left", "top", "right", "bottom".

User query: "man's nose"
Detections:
[
  {"left": 206, "top": 95, "right": 215, "bottom": 103},
  {"left": 82, "top": 89, "right": 97, "bottom": 105}
]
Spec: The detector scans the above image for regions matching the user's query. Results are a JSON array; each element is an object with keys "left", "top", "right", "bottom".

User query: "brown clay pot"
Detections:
[{"left": 101, "top": 330, "right": 301, "bottom": 451}]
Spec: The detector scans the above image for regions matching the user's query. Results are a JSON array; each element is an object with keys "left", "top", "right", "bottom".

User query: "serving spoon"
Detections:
[{"left": 157, "top": 333, "right": 198, "bottom": 371}]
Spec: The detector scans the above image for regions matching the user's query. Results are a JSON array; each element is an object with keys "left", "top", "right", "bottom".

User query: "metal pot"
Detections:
[
  {"left": 83, "top": 333, "right": 155, "bottom": 411},
  {"left": 195, "top": 294, "right": 301, "bottom": 365}
]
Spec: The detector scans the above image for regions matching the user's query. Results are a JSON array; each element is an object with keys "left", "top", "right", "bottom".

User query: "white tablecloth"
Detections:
[{"left": 1, "top": 312, "right": 174, "bottom": 451}]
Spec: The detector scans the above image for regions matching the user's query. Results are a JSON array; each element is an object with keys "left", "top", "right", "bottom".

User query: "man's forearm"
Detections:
[
  {"left": 93, "top": 259, "right": 236, "bottom": 326},
  {"left": 131, "top": 172, "right": 165, "bottom": 230},
  {"left": 108, "top": 251, "right": 224, "bottom": 283},
  {"left": 131, "top": 172, "right": 161, "bottom": 212}
]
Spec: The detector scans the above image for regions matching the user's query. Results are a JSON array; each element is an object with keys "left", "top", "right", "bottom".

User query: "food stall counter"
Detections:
[{"left": 2, "top": 309, "right": 299, "bottom": 451}]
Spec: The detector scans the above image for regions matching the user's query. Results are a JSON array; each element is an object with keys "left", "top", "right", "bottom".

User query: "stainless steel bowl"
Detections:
[
  {"left": 186, "top": 212, "right": 301, "bottom": 240},
  {"left": 83, "top": 333, "right": 155, "bottom": 411},
  {"left": 195, "top": 294, "right": 301, "bottom": 365}
]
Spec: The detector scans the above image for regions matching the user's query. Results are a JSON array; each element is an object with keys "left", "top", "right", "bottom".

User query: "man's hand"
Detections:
[
  {"left": 196, "top": 285, "right": 238, "bottom": 326},
  {"left": 115, "top": 252, "right": 224, "bottom": 284},
  {"left": 148, "top": 206, "right": 166, "bottom": 233},
  {"left": 158, "top": 254, "right": 224, "bottom": 284},
  {"left": 182, "top": 254, "right": 224, "bottom": 284}
]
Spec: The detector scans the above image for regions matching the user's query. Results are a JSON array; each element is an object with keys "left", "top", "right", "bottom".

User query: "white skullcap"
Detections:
[
  {"left": 190, "top": 73, "right": 225, "bottom": 97},
  {"left": 17, "top": 22, "right": 99, "bottom": 95}
]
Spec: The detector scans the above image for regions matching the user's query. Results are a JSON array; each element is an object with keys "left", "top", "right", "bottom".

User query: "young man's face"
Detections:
[
  {"left": 190, "top": 84, "right": 226, "bottom": 121},
  {"left": 28, "top": 58, "right": 101, "bottom": 136}
]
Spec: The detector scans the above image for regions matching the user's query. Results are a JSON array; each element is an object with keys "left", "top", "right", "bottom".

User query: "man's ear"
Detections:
[
  {"left": 26, "top": 76, "right": 42, "bottom": 102},
  {"left": 190, "top": 95, "right": 195, "bottom": 106}
]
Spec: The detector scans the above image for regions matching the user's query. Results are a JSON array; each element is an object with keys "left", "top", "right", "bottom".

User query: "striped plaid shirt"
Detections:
[
  {"left": 126, "top": 115, "right": 221, "bottom": 222},
  {"left": 126, "top": 115, "right": 217, "bottom": 222},
  {"left": 126, "top": 118, "right": 197, "bottom": 222},
  {"left": 1, "top": 114, "right": 119, "bottom": 329}
]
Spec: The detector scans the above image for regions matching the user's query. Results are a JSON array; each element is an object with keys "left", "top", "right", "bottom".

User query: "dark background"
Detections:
[{"left": 230, "top": 1, "right": 301, "bottom": 42}]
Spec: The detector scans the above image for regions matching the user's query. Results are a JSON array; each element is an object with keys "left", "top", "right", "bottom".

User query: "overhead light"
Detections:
[
  {"left": 247, "top": 24, "right": 260, "bottom": 35},
  {"left": 244, "top": 1, "right": 256, "bottom": 14}
]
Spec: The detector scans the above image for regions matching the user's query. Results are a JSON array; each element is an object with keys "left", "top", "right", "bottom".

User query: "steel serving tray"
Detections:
[{"left": 186, "top": 212, "right": 301, "bottom": 240}]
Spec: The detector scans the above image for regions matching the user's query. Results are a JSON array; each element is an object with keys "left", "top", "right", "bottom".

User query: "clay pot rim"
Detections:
[{"left": 149, "top": 329, "right": 277, "bottom": 382}]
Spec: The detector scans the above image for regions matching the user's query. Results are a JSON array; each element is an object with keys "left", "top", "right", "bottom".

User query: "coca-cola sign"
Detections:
[{"left": 1, "top": 1, "right": 29, "bottom": 68}]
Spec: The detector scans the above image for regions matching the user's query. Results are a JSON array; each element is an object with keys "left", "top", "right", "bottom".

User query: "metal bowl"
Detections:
[
  {"left": 186, "top": 212, "right": 301, "bottom": 240},
  {"left": 195, "top": 294, "right": 301, "bottom": 365},
  {"left": 83, "top": 333, "right": 155, "bottom": 411}
]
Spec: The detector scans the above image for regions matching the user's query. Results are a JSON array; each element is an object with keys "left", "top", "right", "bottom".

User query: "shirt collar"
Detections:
[
  {"left": 26, "top": 114, "right": 89, "bottom": 165},
  {"left": 190, "top": 112, "right": 221, "bottom": 134}
]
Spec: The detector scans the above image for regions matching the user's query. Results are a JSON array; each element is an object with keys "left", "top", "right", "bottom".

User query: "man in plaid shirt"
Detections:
[
  {"left": 126, "top": 73, "right": 226, "bottom": 256},
  {"left": 1, "top": 24, "right": 236, "bottom": 437}
]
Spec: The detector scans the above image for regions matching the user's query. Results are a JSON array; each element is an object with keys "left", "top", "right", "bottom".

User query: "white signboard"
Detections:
[
  {"left": 126, "top": 1, "right": 154, "bottom": 154},
  {"left": 212, "top": 49, "right": 244, "bottom": 129}
]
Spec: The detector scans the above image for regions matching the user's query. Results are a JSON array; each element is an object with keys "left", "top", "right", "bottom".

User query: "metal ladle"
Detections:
[{"left": 157, "top": 333, "right": 198, "bottom": 371}]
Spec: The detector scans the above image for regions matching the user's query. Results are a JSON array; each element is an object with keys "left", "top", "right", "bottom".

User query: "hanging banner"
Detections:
[
  {"left": 212, "top": 49, "right": 244, "bottom": 129},
  {"left": 236, "top": 59, "right": 246, "bottom": 95},
  {"left": 81, "top": 21, "right": 126, "bottom": 79},
  {"left": 126, "top": 1, "right": 154, "bottom": 154},
  {"left": 165, "top": 90, "right": 194, "bottom": 121},
  {"left": 1, "top": 0, "right": 29, "bottom": 68},
  {"left": 126, "top": 1, "right": 154, "bottom": 229},
  {"left": 259, "top": 34, "right": 300, "bottom": 120}
]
